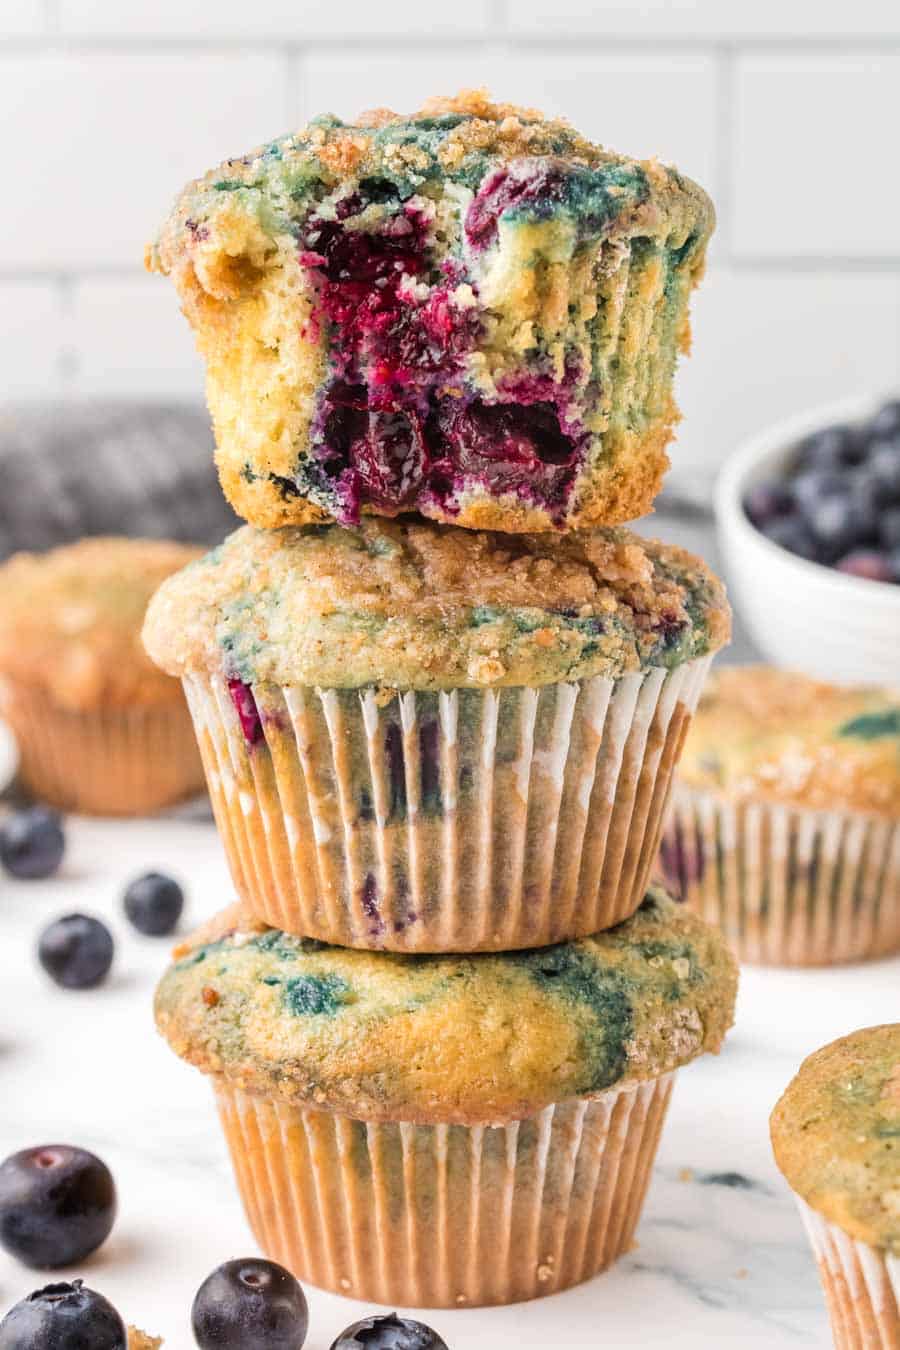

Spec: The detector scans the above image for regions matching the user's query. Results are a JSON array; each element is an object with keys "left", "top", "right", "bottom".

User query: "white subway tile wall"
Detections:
[{"left": 2, "top": 1, "right": 898, "bottom": 480}]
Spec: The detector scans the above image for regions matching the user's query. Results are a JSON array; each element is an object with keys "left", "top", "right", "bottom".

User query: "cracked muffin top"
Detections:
[
  {"left": 678, "top": 666, "right": 900, "bottom": 816},
  {"left": 143, "top": 517, "right": 730, "bottom": 691},
  {"left": 771, "top": 1025, "right": 900, "bottom": 1254},
  {"left": 155, "top": 885, "right": 737, "bottom": 1124},
  {"left": 0, "top": 537, "right": 202, "bottom": 712},
  {"left": 148, "top": 89, "right": 713, "bottom": 535}
]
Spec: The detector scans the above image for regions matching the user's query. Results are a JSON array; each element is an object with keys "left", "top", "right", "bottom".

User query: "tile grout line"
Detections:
[
  {"left": 712, "top": 43, "right": 736, "bottom": 264},
  {"left": 3, "top": 33, "right": 900, "bottom": 53}
]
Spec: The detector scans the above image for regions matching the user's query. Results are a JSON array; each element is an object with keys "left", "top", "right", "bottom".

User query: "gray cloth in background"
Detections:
[{"left": 0, "top": 401, "right": 239, "bottom": 559}]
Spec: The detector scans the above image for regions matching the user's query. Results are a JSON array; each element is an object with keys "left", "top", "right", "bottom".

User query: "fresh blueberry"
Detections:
[
  {"left": 805, "top": 495, "right": 870, "bottom": 561},
  {"left": 791, "top": 469, "right": 847, "bottom": 520},
  {"left": 880, "top": 507, "right": 900, "bottom": 551},
  {"left": 0, "top": 808, "right": 65, "bottom": 880},
  {"left": 835, "top": 549, "right": 894, "bottom": 583},
  {"left": 38, "top": 915, "right": 114, "bottom": 990},
  {"left": 795, "top": 423, "right": 860, "bottom": 471},
  {"left": 0, "top": 1146, "right": 116, "bottom": 1269},
  {"left": 123, "top": 872, "right": 184, "bottom": 936},
  {"left": 0, "top": 1280, "right": 126, "bottom": 1349},
  {"left": 330, "top": 1313, "right": 449, "bottom": 1350},
  {"left": 868, "top": 399, "right": 900, "bottom": 441},
  {"left": 760, "top": 514, "right": 819, "bottom": 561},
  {"left": 742, "top": 480, "right": 793, "bottom": 529},
  {"left": 868, "top": 440, "right": 900, "bottom": 501},
  {"left": 191, "top": 1258, "right": 308, "bottom": 1349}
]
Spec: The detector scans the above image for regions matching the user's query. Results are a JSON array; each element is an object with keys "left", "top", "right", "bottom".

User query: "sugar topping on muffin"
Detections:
[
  {"left": 143, "top": 518, "right": 730, "bottom": 691},
  {"left": 0, "top": 537, "right": 203, "bottom": 712},
  {"left": 678, "top": 666, "right": 899, "bottom": 816},
  {"left": 771, "top": 1025, "right": 900, "bottom": 1254},
  {"left": 148, "top": 90, "right": 713, "bottom": 535},
  {"left": 155, "top": 884, "right": 737, "bottom": 1125}
]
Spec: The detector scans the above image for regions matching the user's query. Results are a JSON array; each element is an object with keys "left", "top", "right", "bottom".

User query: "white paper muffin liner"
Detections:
[
  {"left": 1, "top": 679, "right": 205, "bottom": 817},
  {"left": 182, "top": 657, "right": 710, "bottom": 952},
  {"left": 215, "top": 1073, "right": 674, "bottom": 1308},
  {"left": 798, "top": 1199, "right": 900, "bottom": 1348},
  {"left": 659, "top": 784, "right": 900, "bottom": 966}
]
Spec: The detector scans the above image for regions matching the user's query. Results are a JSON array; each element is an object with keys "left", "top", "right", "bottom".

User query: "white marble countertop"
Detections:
[{"left": 1, "top": 813, "right": 897, "bottom": 1348}]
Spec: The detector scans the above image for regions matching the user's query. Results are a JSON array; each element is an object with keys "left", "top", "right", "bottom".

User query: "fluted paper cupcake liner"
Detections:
[
  {"left": 215, "top": 1073, "right": 674, "bottom": 1308},
  {"left": 183, "top": 657, "right": 710, "bottom": 952},
  {"left": 658, "top": 784, "right": 900, "bottom": 966},
  {"left": 798, "top": 1200, "right": 900, "bottom": 1348},
  {"left": 0, "top": 679, "right": 205, "bottom": 816}
]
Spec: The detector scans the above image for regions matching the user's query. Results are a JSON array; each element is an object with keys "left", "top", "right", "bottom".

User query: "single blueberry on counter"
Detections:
[
  {"left": 123, "top": 872, "right": 184, "bottom": 936},
  {"left": 0, "top": 808, "right": 65, "bottom": 880},
  {"left": 38, "top": 914, "right": 114, "bottom": 989},
  {"left": 0, "top": 1280, "right": 126, "bottom": 1349},
  {"left": 330, "top": 1312, "right": 449, "bottom": 1350},
  {"left": 191, "top": 1258, "right": 308, "bottom": 1349},
  {"left": 0, "top": 1145, "right": 116, "bottom": 1269}
]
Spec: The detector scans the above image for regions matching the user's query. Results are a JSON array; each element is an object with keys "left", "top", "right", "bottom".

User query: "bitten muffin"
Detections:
[
  {"left": 771, "top": 1026, "right": 900, "bottom": 1347},
  {"left": 156, "top": 885, "right": 738, "bottom": 1305},
  {"left": 658, "top": 667, "right": 900, "bottom": 965},
  {"left": 144, "top": 518, "right": 730, "bottom": 950},
  {"left": 0, "top": 536, "right": 206, "bottom": 815},
  {"left": 148, "top": 89, "right": 713, "bottom": 534}
]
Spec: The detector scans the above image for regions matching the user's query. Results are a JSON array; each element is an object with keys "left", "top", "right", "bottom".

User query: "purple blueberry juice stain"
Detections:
[
  {"left": 659, "top": 824, "right": 705, "bottom": 896},
  {"left": 293, "top": 187, "right": 587, "bottom": 523},
  {"left": 360, "top": 872, "right": 385, "bottom": 937},
  {"left": 419, "top": 719, "right": 441, "bottom": 812},
  {"left": 227, "top": 678, "right": 263, "bottom": 746},
  {"left": 384, "top": 721, "right": 407, "bottom": 821}
]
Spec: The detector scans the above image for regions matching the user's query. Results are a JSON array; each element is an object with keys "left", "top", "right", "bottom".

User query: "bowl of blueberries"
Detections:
[{"left": 716, "top": 394, "right": 900, "bottom": 685}]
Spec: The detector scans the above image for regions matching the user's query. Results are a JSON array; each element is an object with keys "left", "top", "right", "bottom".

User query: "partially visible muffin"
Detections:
[
  {"left": 144, "top": 519, "right": 729, "bottom": 950},
  {"left": 771, "top": 1026, "right": 900, "bottom": 1347},
  {"left": 658, "top": 667, "right": 900, "bottom": 966},
  {"left": 156, "top": 886, "right": 737, "bottom": 1305},
  {"left": 148, "top": 90, "right": 713, "bottom": 535},
  {"left": 0, "top": 536, "right": 205, "bottom": 815}
]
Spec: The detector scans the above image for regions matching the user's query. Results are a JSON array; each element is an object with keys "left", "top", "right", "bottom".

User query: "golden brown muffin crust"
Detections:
[
  {"left": 771, "top": 1025, "right": 900, "bottom": 1254},
  {"left": 144, "top": 519, "right": 730, "bottom": 690},
  {"left": 679, "top": 666, "right": 900, "bottom": 816},
  {"left": 0, "top": 537, "right": 202, "bottom": 712},
  {"left": 155, "top": 887, "right": 738, "bottom": 1125}
]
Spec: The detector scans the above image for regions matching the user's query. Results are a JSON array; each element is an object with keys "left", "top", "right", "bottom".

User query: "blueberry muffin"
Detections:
[
  {"left": 144, "top": 517, "right": 730, "bottom": 950},
  {"left": 658, "top": 667, "right": 900, "bottom": 965},
  {"left": 771, "top": 1026, "right": 900, "bottom": 1347},
  {"left": 0, "top": 537, "right": 205, "bottom": 815},
  {"left": 156, "top": 885, "right": 738, "bottom": 1306},
  {"left": 148, "top": 89, "right": 713, "bottom": 535}
]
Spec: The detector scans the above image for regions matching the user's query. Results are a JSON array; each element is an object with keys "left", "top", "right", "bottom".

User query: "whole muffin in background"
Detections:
[
  {"left": 657, "top": 666, "right": 900, "bottom": 966},
  {"left": 771, "top": 1026, "right": 900, "bottom": 1347},
  {"left": 144, "top": 517, "right": 730, "bottom": 952},
  {"left": 148, "top": 89, "right": 713, "bottom": 535},
  {"left": 0, "top": 536, "right": 206, "bottom": 816},
  {"left": 156, "top": 885, "right": 738, "bottom": 1307}
]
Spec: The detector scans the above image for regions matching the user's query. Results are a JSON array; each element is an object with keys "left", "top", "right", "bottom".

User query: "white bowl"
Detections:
[{"left": 715, "top": 394, "right": 900, "bottom": 686}]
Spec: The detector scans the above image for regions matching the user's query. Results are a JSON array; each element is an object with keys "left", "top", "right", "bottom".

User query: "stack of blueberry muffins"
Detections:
[{"left": 143, "top": 91, "right": 738, "bottom": 1308}]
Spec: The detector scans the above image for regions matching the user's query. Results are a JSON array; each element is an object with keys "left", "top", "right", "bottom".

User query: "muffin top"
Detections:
[
  {"left": 155, "top": 886, "right": 737, "bottom": 1125},
  {"left": 150, "top": 88, "right": 712, "bottom": 300},
  {"left": 678, "top": 666, "right": 900, "bottom": 816},
  {"left": 144, "top": 519, "right": 730, "bottom": 691},
  {"left": 771, "top": 1025, "right": 900, "bottom": 1255},
  {"left": 0, "top": 537, "right": 202, "bottom": 711}
]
